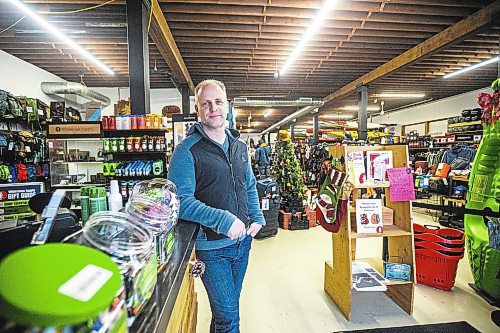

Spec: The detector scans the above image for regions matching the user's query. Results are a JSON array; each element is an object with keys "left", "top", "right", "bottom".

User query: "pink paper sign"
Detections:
[{"left": 387, "top": 167, "right": 415, "bottom": 202}]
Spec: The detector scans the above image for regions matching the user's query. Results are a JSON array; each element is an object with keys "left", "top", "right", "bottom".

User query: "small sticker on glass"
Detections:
[{"left": 59, "top": 264, "right": 112, "bottom": 302}]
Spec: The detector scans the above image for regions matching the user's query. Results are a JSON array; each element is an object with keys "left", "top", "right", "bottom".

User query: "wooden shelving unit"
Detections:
[{"left": 324, "top": 145, "right": 415, "bottom": 320}]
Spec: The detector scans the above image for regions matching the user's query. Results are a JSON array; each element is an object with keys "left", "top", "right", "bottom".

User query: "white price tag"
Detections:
[
  {"left": 443, "top": 178, "right": 448, "bottom": 186},
  {"left": 261, "top": 198, "right": 270, "bottom": 211},
  {"left": 423, "top": 178, "right": 430, "bottom": 186},
  {"left": 59, "top": 264, "right": 113, "bottom": 302},
  {"left": 38, "top": 108, "right": 44, "bottom": 116},
  {"left": 26, "top": 106, "right": 33, "bottom": 113},
  {"left": 48, "top": 141, "right": 54, "bottom": 149}
]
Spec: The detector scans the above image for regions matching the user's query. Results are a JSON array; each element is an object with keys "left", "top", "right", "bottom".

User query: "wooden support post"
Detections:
[{"left": 126, "top": 0, "right": 150, "bottom": 115}]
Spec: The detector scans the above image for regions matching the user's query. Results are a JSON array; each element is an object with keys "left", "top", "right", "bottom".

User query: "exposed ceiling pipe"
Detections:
[
  {"left": 233, "top": 97, "right": 323, "bottom": 108},
  {"left": 261, "top": 104, "right": 323, "bottom": 135},
  {"left": 41, "top": 82, "right": 111, "bottom": 107}
]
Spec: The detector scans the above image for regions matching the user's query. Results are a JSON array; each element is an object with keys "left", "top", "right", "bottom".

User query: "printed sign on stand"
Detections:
[
  {"left": 355, "top": 199, "right": 383, "bottom": 234},
  {"left": 387, "top": 167, "right": 415, "bottom": 202}
]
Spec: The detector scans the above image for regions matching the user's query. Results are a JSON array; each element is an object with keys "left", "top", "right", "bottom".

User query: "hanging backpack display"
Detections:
[{"left": 0, "top": 90, "right": 23, "bottom": 121}]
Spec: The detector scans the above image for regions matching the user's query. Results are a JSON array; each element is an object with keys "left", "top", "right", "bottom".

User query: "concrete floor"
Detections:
[{"left": 195, "top": 212, "right": 498, "bottom": 332}]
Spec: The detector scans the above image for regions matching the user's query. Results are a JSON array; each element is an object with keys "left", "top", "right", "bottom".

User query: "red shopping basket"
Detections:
[
  {"left": 414, "top": 232, "right": 465, "bottom": 247},
  {"left": 414, "top": 240, "right": 465, "bottom": 253},
  {"left": 414, "top": 224, "right": 464, "bottom": 241},
  {"left": 415, "top": 247, "right": 464, "bottom": 291}
]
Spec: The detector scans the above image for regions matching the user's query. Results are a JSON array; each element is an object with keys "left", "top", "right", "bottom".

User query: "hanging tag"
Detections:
[
  {"left": 25, "top": 146, "right": 31, "bottom": 153},
  {"left": 442, "top": 178, "right": 448, "bottom": 186},
  {"left": 38, "top": 108, "right": 44, "bottom": 116},
  {"left": 261, "top": 198, "right": 270, "bottom": 211},
  {"left": 26, "top": 106, "right": 33, "bottom": 113}
]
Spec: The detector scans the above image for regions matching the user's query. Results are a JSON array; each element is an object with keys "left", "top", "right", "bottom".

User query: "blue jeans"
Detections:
[{"left": 196, "top": 235, "right": 252, "bottom": 333}]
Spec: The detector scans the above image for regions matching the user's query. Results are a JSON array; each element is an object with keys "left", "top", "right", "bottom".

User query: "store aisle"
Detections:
[{"left": 195, "top": 212, "right": 498, "bottom": 332}]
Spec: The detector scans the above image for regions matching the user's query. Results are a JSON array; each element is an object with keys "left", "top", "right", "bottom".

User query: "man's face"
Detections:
[{"left": 196, "top": 83, "right": 228, "bottom": 130}]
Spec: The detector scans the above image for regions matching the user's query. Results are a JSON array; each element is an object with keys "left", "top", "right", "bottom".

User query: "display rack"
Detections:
[
  {"left": 324, "top": 145, "right": 415, "bottom": 320},
  {"left": 103, "top": 129, "right": 167, "bottom": 137}
]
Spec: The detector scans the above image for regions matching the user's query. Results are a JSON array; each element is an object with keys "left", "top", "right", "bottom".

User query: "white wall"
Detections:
[
  {"left": 0, "top": 50, "right": 188, "bottom": 115},
  {"left": 0, "top": 49, "right": 79, "bottom": 106},
  {"left": 372, "top": 86, "right": 492, "bottom": 135},
  {"left": 89, "top": 87, "right": 185, "bottom": 116}
]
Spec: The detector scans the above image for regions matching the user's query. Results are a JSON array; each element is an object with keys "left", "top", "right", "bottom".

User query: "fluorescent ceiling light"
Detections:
[
  {"left": 443, "top": 56, "right": 499, "bottom": 79},
  {"left": 373, "top": 93, "right": 425, "bottom": 98},
  {"left": 280, "top": 0, "right": 338, "bottom": 76},
  {"left": 342, "top": 106, "right": 380, "bottom": 111},
  {"left": 264, "top": 109, "right": 273, "bottom": 117},
  {"left": 322, "top": 113, "right": 354, "bottom": 120},
  {"left": 8, "top": 0, "right": 114, "bottom": 75}
]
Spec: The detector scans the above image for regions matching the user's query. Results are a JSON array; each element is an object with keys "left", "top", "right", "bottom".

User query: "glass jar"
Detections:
[
  {"left": 111, "top": 138, "right": 119, "bottom": 153},
  {"left": 133, "top": 137, "right": 142, "bottom": 152},
  {"left": 126, "top": 137, "right": 134, "bottom": 152},
  {"left": 0, "top": 243, "right": 128, "bottom": 333},
  {"left": 118, "top": 137, "right": 126, "bottom": 152},
  {"left": 82, "top": 212, "right": 157, "bottom": 323}
]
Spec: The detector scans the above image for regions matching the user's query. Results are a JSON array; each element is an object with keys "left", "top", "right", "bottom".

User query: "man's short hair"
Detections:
[{"left": 194, "top": 79, "right": 227, "bottom": 104}]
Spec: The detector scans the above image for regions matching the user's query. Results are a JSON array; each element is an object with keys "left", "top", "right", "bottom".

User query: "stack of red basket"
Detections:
[{"left": 413, "top": 224, "right": 465, "bottom": 291}]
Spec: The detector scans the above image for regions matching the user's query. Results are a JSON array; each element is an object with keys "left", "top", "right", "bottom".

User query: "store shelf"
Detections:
[
  {"left": 447, "top": 120, "right": 481, "bottom": 128},
  {"left": 105, "top": 174, "right": 165, "bottom": 180},
  {"left": 52, "top": 161, "right": 104, "bottom": 164},
  {"left": 357, "top": 258, "right": 413, "bottom": 286},
  {"left": 354, "top": 181, "right": 390, "bottom": 188},
  {"left": 51, "top": 184, "right": 105, "bottom": 190},
  {"left": 351, "top": 224, "right": 412, "bottom": 239},
  {"left": 104, "top": 129, "right": 167, "bottom": 137},
  {"left": 434, "top": 141, "right": 479, "bottom": 145},
  {"left": 446, "top": 130, "right": 483, "bottom": 135},
  {"left": 103, "top": 151, "right": 167, "bottom": 155}
]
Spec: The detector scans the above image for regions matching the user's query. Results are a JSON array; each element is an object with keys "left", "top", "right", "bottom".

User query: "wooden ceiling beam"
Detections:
[
  {"left": 148, "top": 0, "right": 194, "bottom": 93},
  {"left": 159, "top": 0, "right": 488, "bottom": 9},
  {"left": 323, "top": 1, "right": 500, "bottom": 104},
  {"left": 160, "top": 2, "right": 473, "bottom": 18}
]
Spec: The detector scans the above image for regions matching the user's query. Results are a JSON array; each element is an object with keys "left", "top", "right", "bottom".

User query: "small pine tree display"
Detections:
[{"left": 271, "top": 134, "right": 306, "bottom": 212}]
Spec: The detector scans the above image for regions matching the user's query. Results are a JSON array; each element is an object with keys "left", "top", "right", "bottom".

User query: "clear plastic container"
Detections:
[
  {"left": 82, "top": 212, "right": 157, "bottom": 324},
  {"left": 130, "top": 178, "right": 180, "bottom": 225},
  {"left": 124, "top": 195, "right": 176, "bottom": 266}
]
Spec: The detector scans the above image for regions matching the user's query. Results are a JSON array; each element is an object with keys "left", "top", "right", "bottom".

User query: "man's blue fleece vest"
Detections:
[{"left": 189, "top": 129, "right": 250, "bottom": 241}]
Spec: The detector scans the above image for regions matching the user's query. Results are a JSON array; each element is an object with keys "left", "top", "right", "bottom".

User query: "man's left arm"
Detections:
[{"left": 246, "top": 155, "right": 266, "bottom": 236}]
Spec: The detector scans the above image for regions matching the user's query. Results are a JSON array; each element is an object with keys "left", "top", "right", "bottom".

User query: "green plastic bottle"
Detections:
[
  {"left": 80, "top": 186, "right": 91, "bottom": 225},
  {"left": 98, "top": 187, "right": 108, "bottom": 212}
]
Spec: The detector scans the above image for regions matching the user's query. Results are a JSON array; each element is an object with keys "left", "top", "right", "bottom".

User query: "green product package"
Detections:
[
  {"left": 98, "top": 187, "right": 108, "bottom": 212},
  {"left": 0, "top": 243, "right": 122, "bottom": 328},
  {"left": 127, "top": 253, "right": 157, "bottom": 315},
  {"left": 89, "top": 187, "right": 98, "bottom": 216},
  {"left": 465, "top": 120, "right": 500, "bottom": 301},
  {"left": 80, "top": 186, "right": 91, "bottom": 224},
  {"left": 90, "top": 187, "right": 108, "bottom": 216}
]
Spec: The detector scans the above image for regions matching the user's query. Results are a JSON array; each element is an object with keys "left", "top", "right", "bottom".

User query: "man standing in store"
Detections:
[
  {"left": 168, "top": 79, "right": 265, "bottom": 333},
  {"left": 254, "top": 139, "right": 271, "bottom": 178}
]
